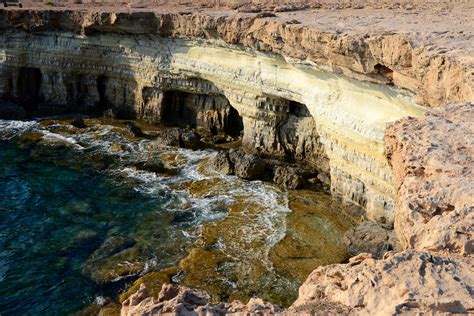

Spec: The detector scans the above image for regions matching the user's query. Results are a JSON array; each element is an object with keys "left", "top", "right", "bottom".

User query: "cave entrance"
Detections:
[
  {"left": 289, "top": 100, "right": 311, "bottom": 118},
  {"left": 161, "top": 90, "right": 243, "bottom": 137},
  {"left": 17, "top": 67, "right": 42, "bottom": 111},
  {"left": 97, "top": 75, "right": 108, "bottom": 110}
]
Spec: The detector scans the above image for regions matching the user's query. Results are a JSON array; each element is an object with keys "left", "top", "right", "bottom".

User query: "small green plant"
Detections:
[{"left": 43, "top": 0, "right": 54, "bottom": 5}]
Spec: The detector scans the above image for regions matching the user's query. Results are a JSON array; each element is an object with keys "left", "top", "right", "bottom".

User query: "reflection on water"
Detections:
[{"left": 0, "top": 118, "right": 354, "bottom": 314}]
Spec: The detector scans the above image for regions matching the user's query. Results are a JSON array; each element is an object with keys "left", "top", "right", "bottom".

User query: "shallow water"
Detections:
[{"left": 0, "top": 119, "right": 353, "bottom": 314}]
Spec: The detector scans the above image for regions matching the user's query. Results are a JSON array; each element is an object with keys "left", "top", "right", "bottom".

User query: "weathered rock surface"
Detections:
[
  {"left": 292, "top": 251, "right": 474, "bottom": 315},
  {"left": 385, "top": 103, "right": 474, "bottom": 255},
  {"left": 272, "top": 166, "right": 307, "bottom": 189},
  {"left": 343, "top": 221, "right": 399, "bottom": 258},
  {"left": 121, "top": 283, "right": 283, "bottom": 316},
  {"left": 211, "top": 150, "right": 234, "bottom": 175},
  {"left": 228, "top": 149, "right": 268, "bottom": 181}
]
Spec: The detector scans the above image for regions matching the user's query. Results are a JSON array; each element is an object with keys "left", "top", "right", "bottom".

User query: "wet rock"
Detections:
[
  {"left": 211, "top": 150, "right": 234, "bottom": 175},
  {"left": 87, "top": 236, "right": 136, "bottom": 262},
  {"left": 135, "top": 160, "right": 179, "bottom": 176},
  {"left": 126, "top": 122, "right": 145, "bottom": 138},
  {"left": 229, "top": 149, "right": 267, "bottom": 180},
  {"left": 71, "top": 117, "right": 87, "bottom": 128},
  {"left": 154, "top": 128, "right": 182, "bottom": 147},
  {"left": 343, "top": 221, "right": 399, "bottom": 258},
  {"left": 180, "top": 130, "right": 201, "bottom": 149},
  {"left": 83, "top": 236, "right": 145, "bottom": 283},
  {"left": 0, "top": 101, "right": 26, "bottom": 119},
  {"left": 134, "top": 161, "right": 164, "bottom": 173},
  {"left": 272, "top": 166, "right": 307, "bottom": 189},
  {"left": 15, "top": 132, "right": 44, "bottom": 148}
]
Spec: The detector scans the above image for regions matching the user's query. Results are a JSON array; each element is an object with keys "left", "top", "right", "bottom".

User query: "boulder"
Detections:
[
  {"left": 154, "top": 128, "right": 182, "bottom": 147},
  {"left": 211, "top": 150, "right": 234, "bottom": 175},
  {"left": 71, "top": 117, "right": 87, "bottom": 128},
  {"left": 180, "top": 130, "right": 201, "bottom": 149},
  {"left": 229, "top": 149, "right": 267, "bottom": 180},
  {"left": 272, "top": 166, "right": 307, "bottom": 189},
  {"left": 343, "top": 221, "right": 399, "bottom": 258},
  {"left": 125, "top": 122, "right": 145, "bottom": 138}
]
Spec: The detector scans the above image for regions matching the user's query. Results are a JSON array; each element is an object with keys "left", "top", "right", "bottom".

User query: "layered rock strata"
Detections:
[{"left": 0, "top": 9, "right": 436, "bottom": 222}]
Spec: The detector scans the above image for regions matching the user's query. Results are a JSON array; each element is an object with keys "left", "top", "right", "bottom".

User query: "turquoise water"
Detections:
[
  {"left": 0, "top": 140, "right": 189, "bottom": 314},
  {"left": 0, "top": 119, "right": 292, "bottom": 314}
]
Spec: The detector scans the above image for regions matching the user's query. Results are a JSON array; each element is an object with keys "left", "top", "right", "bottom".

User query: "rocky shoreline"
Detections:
[{"left": 0, "top": 1, "right": 473, "bottom": 315}]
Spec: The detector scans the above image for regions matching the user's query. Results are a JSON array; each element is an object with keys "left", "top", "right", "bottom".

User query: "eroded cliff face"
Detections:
[{"left": 0, "top": 28, "right": 425, "bottom": 222}]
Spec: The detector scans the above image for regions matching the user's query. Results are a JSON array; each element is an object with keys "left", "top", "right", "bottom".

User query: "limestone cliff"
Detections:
[{"left": 0, "top": 9, "right": 437, "bottom": 223}]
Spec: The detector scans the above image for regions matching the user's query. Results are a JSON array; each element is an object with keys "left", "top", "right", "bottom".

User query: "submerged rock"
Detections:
[
  {"left": 83, "top": 236, "right": 145, "bottom": 284},
  {"left": 343, "top": 221, "right": 399, "bottom": 259},
  {"left": 0, "top": 101, "right": 26, "bottom": 119}
]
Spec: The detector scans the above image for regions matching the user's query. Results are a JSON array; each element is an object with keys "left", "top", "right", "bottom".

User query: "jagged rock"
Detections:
[
  {"left": 229, "top": 149, "right": 267, "bottom": 180},
  {"left": 272, "top": 166, "right": 307, "bottom": 189},
  {"left": 385, "top": 103, "right": 474, "bottom": 255},
  {"left": 154, "top": 128, "right": 182, "bottom": 147},
  {"left": 292, "top": 251, "right": 474, "bottom": 315},
  {"left": 134, "top": 161, "right": 167, "bottom": 174},
  {"left": 343, "top": 221, "right": 399, "bottom": 258},
  {"left": 71, "top": 117, "right": 87, "bottom": 128},
  {"left": 121, "top": 283, "right": 210, "bottom": 316},
  {"left": 180, "top": 130, "right": 201, "bottom": 150},
  {"left": 126, "top": 122, "right": 145, "bottom": 138},
  {"left": 121, "top": 283, "right": 282, "bottom": 316},
  {"left": 211, "top": 150, "right": 234, "bottom": 175}
]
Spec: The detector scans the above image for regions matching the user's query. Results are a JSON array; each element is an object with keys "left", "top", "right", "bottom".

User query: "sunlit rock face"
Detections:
[{"left": 0, "top": 32, "right": 425, "bottom": 223}]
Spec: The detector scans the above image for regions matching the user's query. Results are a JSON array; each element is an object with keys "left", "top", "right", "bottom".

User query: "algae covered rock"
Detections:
[{"left": 83, "top": 236, "right": 145, "bottom": 284}]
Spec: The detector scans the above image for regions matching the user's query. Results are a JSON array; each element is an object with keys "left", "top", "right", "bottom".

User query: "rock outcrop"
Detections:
[
  {"left": 0, "top": 22, "right": 427, "bottom": 222},
  {"left": 292, "top": 251, "right": 473, "bottom": 315},
  {"left": 121, "top": 283, "right": 283, "bottom": 316},
  {"left": 385, "top": 103, "right": 474, "bottom": 255}
]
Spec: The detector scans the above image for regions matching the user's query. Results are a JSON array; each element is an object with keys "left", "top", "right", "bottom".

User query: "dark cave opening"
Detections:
[
  {"left": 17, "top": 67, "right": 43, "bottom": 111},
  {"left": 97, "top": 75, "right": 108, "bottom": 110},
  {"left": 289, "top": 100, "right": 311, "bottom": 117},
  {"left": 374, "top": 63, "right": 394, "bottom": 84},
  {"left": 161, "top": 90, "right": 243, "bottom": 137}
]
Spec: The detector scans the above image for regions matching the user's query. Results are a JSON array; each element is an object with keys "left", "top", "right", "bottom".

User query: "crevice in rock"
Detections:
[
  {"left": 97, "top": 75, "right": 109, "bottom": 111},
  {"left": 374, "top": 64, "right": 394, "bottom": 84},
  {"left": 17, "top": 67, "right": 43, "bottom": 111}
]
